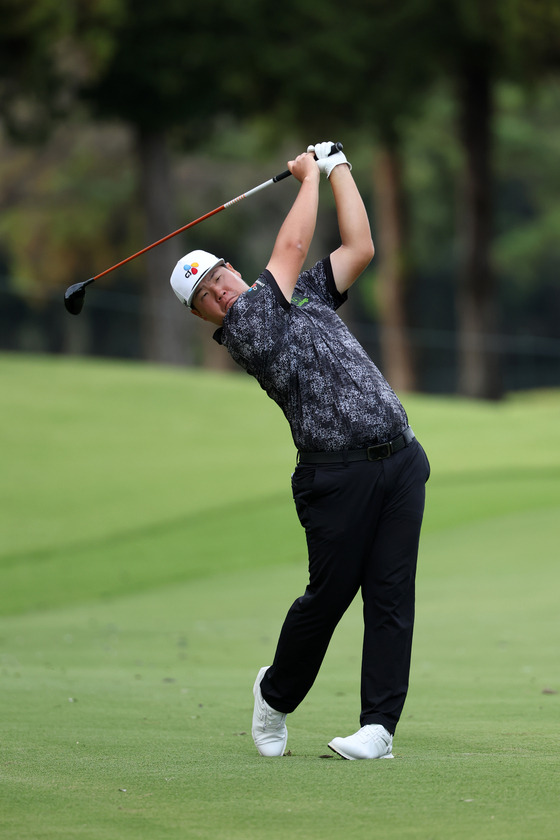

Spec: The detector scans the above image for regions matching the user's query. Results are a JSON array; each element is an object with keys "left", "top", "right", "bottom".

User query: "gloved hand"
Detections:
[{"left": 307, "top": 141, "right": 352, "bottom": 178}]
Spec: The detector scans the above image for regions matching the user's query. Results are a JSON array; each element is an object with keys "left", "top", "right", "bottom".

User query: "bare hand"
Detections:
[{"left": 287, "top": 151, "right": 319, "bottom": 185}]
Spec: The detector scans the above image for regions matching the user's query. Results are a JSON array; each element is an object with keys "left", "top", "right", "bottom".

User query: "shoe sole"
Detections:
[{"left": 327, "top": 741, "right": 394, "bottom": 761}]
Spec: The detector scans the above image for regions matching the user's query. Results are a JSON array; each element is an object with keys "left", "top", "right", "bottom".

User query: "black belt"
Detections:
[{"left": 298, "top": 426, "right": 415, "bottom": 464}]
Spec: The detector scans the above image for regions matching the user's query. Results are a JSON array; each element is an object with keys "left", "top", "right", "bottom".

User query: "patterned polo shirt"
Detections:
[{"left": 213, "top": 257, "right": 408, "bottom": 452}]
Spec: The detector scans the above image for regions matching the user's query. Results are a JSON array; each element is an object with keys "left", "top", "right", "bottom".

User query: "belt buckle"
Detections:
[{"left": 367, "top": 442, "right": 391, "bottom": 461}]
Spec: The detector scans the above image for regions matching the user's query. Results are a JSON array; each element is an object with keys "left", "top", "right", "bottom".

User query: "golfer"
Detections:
[{"left": 170, "top": 143, "right": 430, "bottom": 760}]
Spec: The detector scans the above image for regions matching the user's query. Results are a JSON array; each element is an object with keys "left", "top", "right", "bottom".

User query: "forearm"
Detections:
[
  {"left": 275, "top": 174, "right": 318, "bottom": 261},
  {"left": 329, "top": 165, "right": 375, "bottom": 293},
  {"left": 330, "top": 165, "right": 372, "bottom": 248},
  {"left": 266, "top": 158, "right": 320, "bottom": 301}
]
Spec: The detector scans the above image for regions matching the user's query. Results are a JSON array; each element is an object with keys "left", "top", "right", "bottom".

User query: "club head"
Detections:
[{"left": 64, "top": 278, "right": 95, "bottom": 315}]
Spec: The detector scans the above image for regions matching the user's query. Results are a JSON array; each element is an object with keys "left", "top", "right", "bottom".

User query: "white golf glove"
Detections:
[{"left": 307, "top": 141, "right": 351, "bottom": 178}]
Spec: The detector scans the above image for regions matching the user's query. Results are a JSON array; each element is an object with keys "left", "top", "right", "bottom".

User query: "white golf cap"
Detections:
[{"left": 170, "top": 250, "right": 225, "bottom": 308}]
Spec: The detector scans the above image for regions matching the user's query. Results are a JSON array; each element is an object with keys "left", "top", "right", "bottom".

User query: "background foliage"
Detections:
[{"left": 1, "top": 0, "right": 559, "bottom": 395}]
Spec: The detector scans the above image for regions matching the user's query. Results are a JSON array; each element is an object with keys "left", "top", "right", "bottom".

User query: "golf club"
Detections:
[{"left": 64, "top": 143, "right": 343, "bottom": 315}]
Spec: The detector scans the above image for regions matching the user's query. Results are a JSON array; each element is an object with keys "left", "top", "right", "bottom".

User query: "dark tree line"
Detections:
[{"left": 1, "top": 0, "right": 559, "bottom": 397}]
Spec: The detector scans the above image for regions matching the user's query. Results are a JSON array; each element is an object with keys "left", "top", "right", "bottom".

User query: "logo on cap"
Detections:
[{"left": 183, "top": 262, "right": 199, "bottom": 279}]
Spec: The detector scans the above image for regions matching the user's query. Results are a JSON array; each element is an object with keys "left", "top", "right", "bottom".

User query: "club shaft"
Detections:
[
  {"left": 93, "top": 171, "right": 290, "bottom": 282},
  {"left": 90, "top": 143, "right": 342, "bottom": 283},
  {"left": 223, "top": 171, "right": 290, "bottom": 208}
]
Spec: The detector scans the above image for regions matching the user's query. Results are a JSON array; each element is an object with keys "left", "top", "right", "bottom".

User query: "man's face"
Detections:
[{"left": 191, "top": 263, "right": 249, "bottom": 326}]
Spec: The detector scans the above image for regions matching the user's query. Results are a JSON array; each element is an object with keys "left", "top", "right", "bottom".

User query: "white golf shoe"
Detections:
[
  {"left": 252, "top": 666, "right": 288, "bottom": 757},
  {"left": 328, "top": 724, "right": 394, "bottom": 760}
]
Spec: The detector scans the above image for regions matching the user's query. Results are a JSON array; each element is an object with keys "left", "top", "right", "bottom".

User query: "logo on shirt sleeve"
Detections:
[
  {"left": 246, "top": 279, "right": 266, "bottom": 297},
  {"left": 291, "top": 293, "right": 309, "bottom": 307}
]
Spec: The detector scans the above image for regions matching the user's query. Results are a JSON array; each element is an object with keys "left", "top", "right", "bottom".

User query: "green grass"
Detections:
[{"left": 1, "top": 353, "right": 559, "bottom": 839}]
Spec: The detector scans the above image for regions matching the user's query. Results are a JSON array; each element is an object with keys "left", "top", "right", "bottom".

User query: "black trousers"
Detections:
[{"left": 260, "top": 438, "right": 430, "bottom": 735}]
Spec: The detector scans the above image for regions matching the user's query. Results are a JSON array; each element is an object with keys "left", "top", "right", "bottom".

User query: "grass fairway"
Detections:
[{"left": 1, "top": 353, "right": 559, "bottom": 840}]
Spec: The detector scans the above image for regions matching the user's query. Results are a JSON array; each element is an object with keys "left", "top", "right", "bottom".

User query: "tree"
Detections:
[
  {"left": 0, "top": 0, "right": 123, "bottom": 142},
  {"left": 428, "top": 0, "right": 560, "bottom": 399},
  {"left": 0, "top": 0, "right": 128, "bottom": 355},
  {"left": 235, "top": 0, "right": 441, "bottom": 393},
  {"left": 339, "top": 1, "right": 442, "bottom": 394},
  {"left": 0, "top": 0, "right": 67, "bottom": 142},
  {"left": 83, "top": 0, "right": 265, "bottom": 365},
  {"left": 239, "top": 0, "right": 560, "bottom": 398}
]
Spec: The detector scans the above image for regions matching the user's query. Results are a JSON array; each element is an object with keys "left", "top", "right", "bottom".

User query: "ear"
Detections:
[
  {"left": 226, "top": 262, "right": 242, "bottom": 279},
  {"left": 190, "top": 307, "right": 207, "bottom": 322}
]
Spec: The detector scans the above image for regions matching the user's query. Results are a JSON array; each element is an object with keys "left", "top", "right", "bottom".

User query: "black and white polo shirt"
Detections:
[{"left": 214, "top": 257, "right": 408, "bottom": 453}]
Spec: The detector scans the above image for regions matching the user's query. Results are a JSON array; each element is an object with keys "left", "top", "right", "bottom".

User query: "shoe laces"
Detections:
[
  {"left": 259, "top": 697, "right": 286, "bottom": 731},
  {"left": 361, "top": 725, "right": 391, "bottom": 746}
]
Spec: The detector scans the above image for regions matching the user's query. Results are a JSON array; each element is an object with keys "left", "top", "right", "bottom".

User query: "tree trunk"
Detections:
[
  {"left": 135, "top": 128, "right": 194, "bottom": 365},
  {"left": 456, "top": 63, "right": 503, "bottom": 399},
  {"left": 373, "top": 143, "right": 416, "bottom": 393}
]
